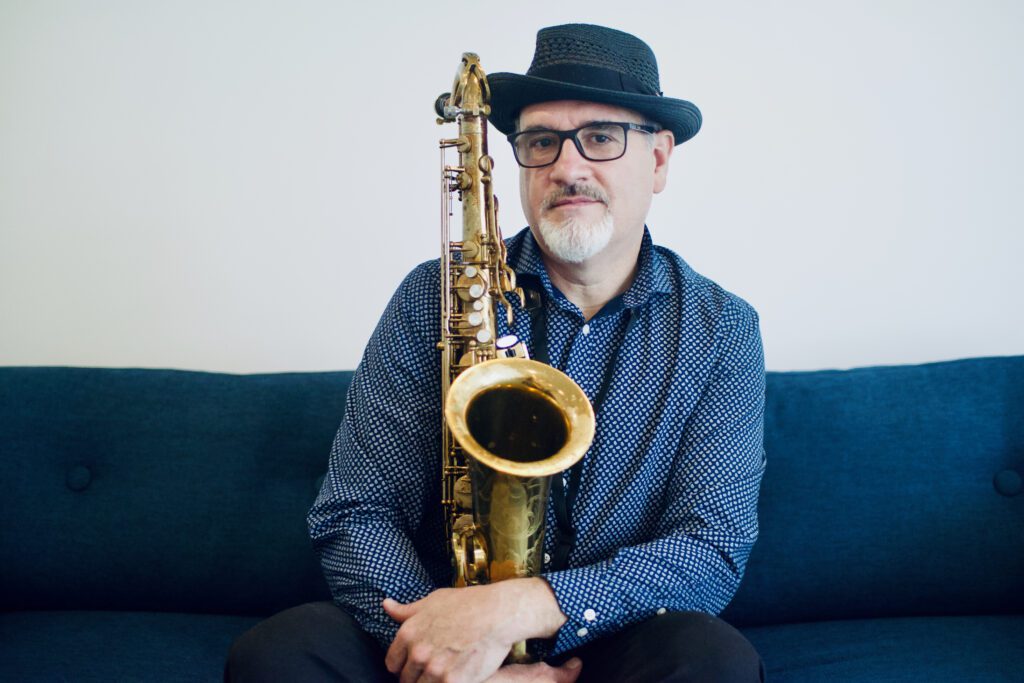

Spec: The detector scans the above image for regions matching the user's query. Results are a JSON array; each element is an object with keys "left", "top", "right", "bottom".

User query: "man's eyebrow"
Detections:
[{"left": 517, "top": 120, "right": 622, "bottom": 132}]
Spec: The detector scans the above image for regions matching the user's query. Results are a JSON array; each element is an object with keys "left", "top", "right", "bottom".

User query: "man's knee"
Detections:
[
  {"left": 225, "top": 601, "right": 390, "bottom": 682},
  {"left": 649, "top": 611, "right": 763, "bottom": 682}
]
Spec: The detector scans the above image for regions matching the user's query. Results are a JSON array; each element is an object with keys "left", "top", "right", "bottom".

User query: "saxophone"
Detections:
[{"left": 435, "top": 54, "right": 595, "bottom": 663}]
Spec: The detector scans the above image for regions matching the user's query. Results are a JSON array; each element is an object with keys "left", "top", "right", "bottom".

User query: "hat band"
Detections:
[{"left": 527, "top": 63, "right": 662, "bottom": 97}]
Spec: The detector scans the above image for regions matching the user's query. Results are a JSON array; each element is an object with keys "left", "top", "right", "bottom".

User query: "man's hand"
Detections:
[
  {"left": 383, "top": 578, "right": 567, "bottom": 683},
  {"left": 484, "top": 659, "right": 582, "bottom": 683}
]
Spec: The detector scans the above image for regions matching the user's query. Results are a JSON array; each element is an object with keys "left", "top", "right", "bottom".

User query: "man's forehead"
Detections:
[{"left": 517, "top": 100, "right": 646, "bottom": 127}]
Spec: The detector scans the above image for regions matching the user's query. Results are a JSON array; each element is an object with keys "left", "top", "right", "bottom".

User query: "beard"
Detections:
[{"left": 535, "top": 184, "right": 614, "bottom": 264}]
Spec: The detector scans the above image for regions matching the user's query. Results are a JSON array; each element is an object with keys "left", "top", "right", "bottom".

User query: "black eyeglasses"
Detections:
[{"left": 506, "top": 121, "right": 661, "bottom": 168}]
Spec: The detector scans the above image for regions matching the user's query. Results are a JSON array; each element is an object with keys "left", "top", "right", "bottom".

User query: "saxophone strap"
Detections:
[{"left": 524, "top": 285, "right": 639, "bottom": 571}]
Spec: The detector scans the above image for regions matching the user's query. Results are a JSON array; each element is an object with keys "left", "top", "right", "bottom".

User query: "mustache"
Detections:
[{"left": 541, "top": 184, "right": 608, "bottom": 211}]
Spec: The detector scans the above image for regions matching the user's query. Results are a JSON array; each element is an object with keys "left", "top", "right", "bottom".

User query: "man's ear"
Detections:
[{"left": 652, "top": 130, "right": 674, "bottom": 194}]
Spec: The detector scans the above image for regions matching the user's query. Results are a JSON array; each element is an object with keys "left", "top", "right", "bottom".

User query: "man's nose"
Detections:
[{"left": 548, "top": 137, "right": 591, "bottom": 183}]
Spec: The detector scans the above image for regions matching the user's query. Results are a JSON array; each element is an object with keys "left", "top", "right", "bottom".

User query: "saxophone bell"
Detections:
[{"left": 445, "top": 358, "right": 594, "bottom": 582}]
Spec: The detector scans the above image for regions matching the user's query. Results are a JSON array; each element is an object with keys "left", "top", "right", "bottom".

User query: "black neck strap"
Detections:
[{"left": 526, "top": 291, "right": 638, "bottom": 571}]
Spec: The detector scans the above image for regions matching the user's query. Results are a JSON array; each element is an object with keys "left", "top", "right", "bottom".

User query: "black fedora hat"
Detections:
[{"left": 488, "top": 24, "right": 701, "bottom": 145}]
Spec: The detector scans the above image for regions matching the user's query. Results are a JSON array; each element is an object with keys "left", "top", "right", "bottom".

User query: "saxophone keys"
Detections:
[
  {"left": 456, "top": 270, "right": 488, "bottom": 302},
  {"left": 452, "top": 518, "right": 489, "bottom": 588},
  {"left": 497, "top": 336, "right": 529, "bottom": 360},
  {"left": 453, "top": 476, "right": 473, "bottom": 511}
]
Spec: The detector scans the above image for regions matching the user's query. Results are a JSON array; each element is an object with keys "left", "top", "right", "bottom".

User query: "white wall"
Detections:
[{"left": 2, "top": 0, "right": 1021, "bottom": 372}]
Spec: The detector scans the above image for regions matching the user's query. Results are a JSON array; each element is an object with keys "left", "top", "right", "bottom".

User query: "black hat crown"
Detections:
[{"left": 527, "top": 24, "right": 663, "bottom": 97}]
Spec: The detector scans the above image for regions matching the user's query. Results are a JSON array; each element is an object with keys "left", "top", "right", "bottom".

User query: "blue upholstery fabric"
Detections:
[
  {"left": 743, "top": 616, "right": 1024, "bottom": 681},
  {"left": 0, "top": 610, "right": 260, "bottom": 682},
  {"left": 0, "top": 357, "right": 1021, "bottom": 680},
  {"left": 0, "top": 367, "right": 347, "bottom": 615},
  {"left": 723, "top": 356, "right": 1024, "bottom": 626}
]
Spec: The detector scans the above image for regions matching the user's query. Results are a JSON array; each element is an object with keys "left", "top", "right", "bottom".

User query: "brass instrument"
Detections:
[{"left": 436, "top": 54, "right": 595, "bottom": 663}]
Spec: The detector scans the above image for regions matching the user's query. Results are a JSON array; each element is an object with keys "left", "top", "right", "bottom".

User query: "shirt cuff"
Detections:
[{"left": 542, "top": 563, "right": 623, "bottom": 655}]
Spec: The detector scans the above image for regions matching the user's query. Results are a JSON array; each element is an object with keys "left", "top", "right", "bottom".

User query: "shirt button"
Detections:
[
  {"left": 656, "top": 607, "right": 667, "bottom": 615},
  {"left": 576, "top": 627, "right": 589, "bottom": 637},
  {"left": 581, "top": 323, "right": 590, "bottom": 335},
  {"left": 583, "top": 608, "right": 596, "bottom": 622},
  {"left": 544, "top": 553, "right": 551, "bottom": 564}
]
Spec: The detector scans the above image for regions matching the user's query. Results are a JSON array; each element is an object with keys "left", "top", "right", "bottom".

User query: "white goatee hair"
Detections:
[{"left": 536, "top": 212, "right": 615, "bottom": 264}]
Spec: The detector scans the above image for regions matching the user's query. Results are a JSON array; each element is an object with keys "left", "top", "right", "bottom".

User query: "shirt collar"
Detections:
[{"left": 508, "top": 226, "right": 673, "bottom": 312}]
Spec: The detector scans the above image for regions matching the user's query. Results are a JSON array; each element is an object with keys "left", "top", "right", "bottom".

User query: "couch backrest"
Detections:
[
  {"left": 3, "top": 357, "right": 1022, "bottom": 623},
  {"left": 723, "top": 355, "right": 1024, "bottom": 626},
  {"left": 0, "top": 367, "right": 348, "bottom": 616}
]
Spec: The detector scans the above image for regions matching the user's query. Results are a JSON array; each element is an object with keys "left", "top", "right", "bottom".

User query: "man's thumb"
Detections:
[
  {"left": 558, "top": 657, "right": 583, "bottom": 682},
  {"left": 381, "top": 598, "right": 411, "bottom": 622}
]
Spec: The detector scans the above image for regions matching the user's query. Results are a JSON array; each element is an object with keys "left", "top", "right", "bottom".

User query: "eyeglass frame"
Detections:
[{"left": 505, "top": 121, "right": 662, "bottom": 168}]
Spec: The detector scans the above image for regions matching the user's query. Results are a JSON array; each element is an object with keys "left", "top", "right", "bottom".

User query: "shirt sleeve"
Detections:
[
  {"left": 307, "top": 261, "right": 443, "bottom": 649},
  {"left": 541, "top": 297, "right": 766, "bottom": 655}
]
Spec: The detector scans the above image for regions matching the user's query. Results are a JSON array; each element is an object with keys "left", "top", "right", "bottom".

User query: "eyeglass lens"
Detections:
[{"left": 513, "top": 124, "right": 629, "bottom": 167}]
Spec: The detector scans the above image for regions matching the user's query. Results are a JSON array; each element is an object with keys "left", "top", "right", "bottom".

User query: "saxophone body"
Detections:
[{"left": 436, "top": 54, "right": 594, "bottom": 663}]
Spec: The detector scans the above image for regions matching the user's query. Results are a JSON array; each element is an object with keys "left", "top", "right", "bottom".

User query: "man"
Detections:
[{"left": 227, "top": 23, "right": 765, "bottom": 683}]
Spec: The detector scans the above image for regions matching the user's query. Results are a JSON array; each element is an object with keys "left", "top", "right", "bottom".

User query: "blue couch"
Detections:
[{"left": 2, "top": 356, "right": 1021, "bottom": 681}]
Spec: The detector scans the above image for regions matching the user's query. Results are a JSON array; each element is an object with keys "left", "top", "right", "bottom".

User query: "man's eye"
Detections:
[
  {"left": 583, "top": 129, "right": 620, "bottom": 146},
  {"left": 528, "top": 136, "right": 556, "bottom": 149}
]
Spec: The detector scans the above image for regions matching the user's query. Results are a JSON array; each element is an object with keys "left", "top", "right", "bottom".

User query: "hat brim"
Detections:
[{"left": 487, "top": 72, "right": 701, "bottom": 145}]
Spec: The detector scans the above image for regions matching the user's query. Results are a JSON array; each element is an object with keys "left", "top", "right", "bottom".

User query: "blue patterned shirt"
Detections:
[{"left": 308, "top": 227, "right": 765, "bottom": 656}]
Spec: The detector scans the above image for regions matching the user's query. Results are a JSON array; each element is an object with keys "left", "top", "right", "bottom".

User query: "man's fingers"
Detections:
[
  {"left": 399, "top": 643, "right": 433, "bottom": 683},
  {"left": 483, "top": 659, "right": 583, "bottom": 682},
  {"left": 415, "top": 649, "right": 453, "bottom": 683},
  {"left": 399, "top": 660, "right": 425, "bottom": 683},
  {"left": 383, "top": 631, "right": 408, "bottom": 675}
]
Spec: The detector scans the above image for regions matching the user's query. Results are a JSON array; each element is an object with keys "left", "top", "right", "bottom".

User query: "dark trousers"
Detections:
[{"left": 225, "top": 601, "right": 764, "bottom": 682}]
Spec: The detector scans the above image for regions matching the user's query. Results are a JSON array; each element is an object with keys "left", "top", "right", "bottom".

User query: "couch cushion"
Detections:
[
  {"left": 742, "top": 615, "right": 1024, "bottom": 682},
  {"left": 723, "top": 356, "right": 1024, "bottom": 626},
  {"left": 0, "top": 367, "right": 351, "bottom": 615},
  {"left": 0, "top": 610, "right": 261, "bottom": 682}
]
